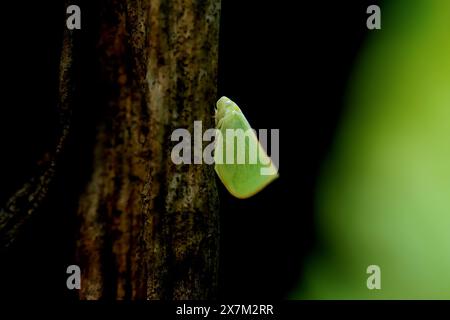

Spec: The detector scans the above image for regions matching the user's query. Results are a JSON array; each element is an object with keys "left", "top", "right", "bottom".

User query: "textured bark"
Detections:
[{"left": 76, "top": 0, "right": 221, "bottom": 299}]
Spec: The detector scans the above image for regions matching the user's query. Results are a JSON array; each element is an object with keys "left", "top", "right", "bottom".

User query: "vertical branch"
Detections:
[
  {"left": 76, "top": 0, "right": 221, "bottom": 299},
  {"left": 0, "top": 12, "right": 75, "bottom": 249},
  {"left": 76, "top": 0, "right": 153, "bottom": 299},
  {"left": 144, "top": 0, "right": 221, "bottom": 299}
]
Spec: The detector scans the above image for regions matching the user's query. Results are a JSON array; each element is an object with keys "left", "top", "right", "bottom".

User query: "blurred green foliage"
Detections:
[{"left": 295, "top": 0, "right": 450, "bottom": 299}]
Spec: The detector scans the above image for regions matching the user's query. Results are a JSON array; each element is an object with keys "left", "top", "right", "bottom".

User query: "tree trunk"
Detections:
[
  {"left": 77, "top": 0, "right": 220, "bottom": 299},
  {"left": 75, "top": 0, "right": 221, "bottom": 300},
  {"left": 0, "top": 0, "right": 220, "bottom": 299}
]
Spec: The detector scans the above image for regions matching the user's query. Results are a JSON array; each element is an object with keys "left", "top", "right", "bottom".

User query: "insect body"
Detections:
[{"left": 214, "top": 97, "right": 278, "bottom": 198}]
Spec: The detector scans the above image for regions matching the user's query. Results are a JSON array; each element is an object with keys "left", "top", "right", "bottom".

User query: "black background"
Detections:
[{"left": 0, "top": 1, "right": 374, "bottom": 300}]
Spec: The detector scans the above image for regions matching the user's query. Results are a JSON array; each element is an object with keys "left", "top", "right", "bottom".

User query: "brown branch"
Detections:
[
  {"left": 0, "top": 22, "right": 75, "bottom": 249},
  {"left": 76, "top": 0, "right": 221, "bottom": 299}
]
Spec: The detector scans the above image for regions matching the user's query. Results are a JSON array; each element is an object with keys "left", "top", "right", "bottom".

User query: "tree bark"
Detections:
[{"left": 76, "top": 0, "right": 221, "bottom": 299}]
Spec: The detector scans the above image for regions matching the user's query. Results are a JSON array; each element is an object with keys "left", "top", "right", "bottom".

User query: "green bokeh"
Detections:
[{"left": 295, "top": 0, "right": 450, "bottom": 299}]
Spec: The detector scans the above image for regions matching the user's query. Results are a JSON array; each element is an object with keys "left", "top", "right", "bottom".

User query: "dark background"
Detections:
[{"left": 0, "top": 1, "right": 374, "bottom": 299}]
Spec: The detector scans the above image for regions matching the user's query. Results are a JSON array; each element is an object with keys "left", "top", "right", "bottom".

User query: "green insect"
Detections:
[{"left": 214, "top": 96, "right": 278, "bottom": 199}]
